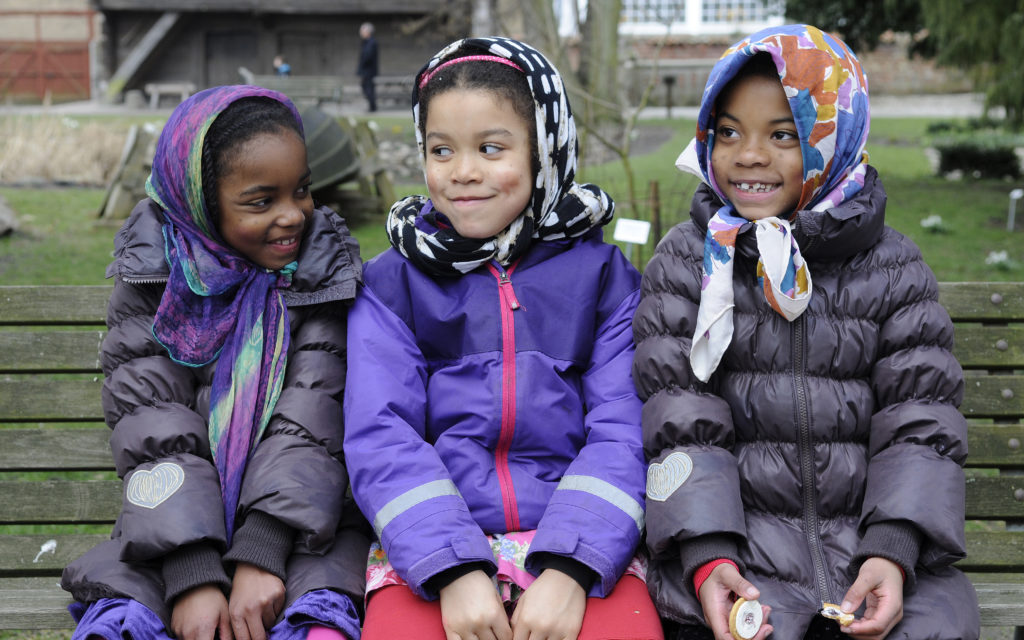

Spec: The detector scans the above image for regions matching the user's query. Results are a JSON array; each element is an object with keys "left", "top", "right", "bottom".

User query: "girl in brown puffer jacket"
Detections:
[
  {"left": 61, "top": 86, "right": 368, "bottom": 640},
  {"left": 633, "top": 25, "right": 978, "bottom": 640}
]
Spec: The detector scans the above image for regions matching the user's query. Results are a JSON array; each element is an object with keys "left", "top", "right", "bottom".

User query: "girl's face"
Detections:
[
  {"left": 423, "top": 88, "right": 533, "bottom": 239},
  {"left": 215, "top": 129, "right": 313, "bottom": 270},
  {"left": 711, "top": 74, "right": 803, "bottom": 221}
]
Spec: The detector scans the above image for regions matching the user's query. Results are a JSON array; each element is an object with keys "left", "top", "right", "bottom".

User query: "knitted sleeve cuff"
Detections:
[
  {"left": 693, "top": 558, "right": 739, "bottom": 595},
  {"left": 853, "top": 521, "right": 923, "bottom": 588},
  {"left": 222, "top": 511, "right": 296, "bottom": 581},
  {"left": 680, "top": 534, "right": 743, "bottom": 592},
  {"left": 162, "top": 543, "right": 231, "bottom": 603},
  {"left": 531, "top": 552, "right": 597, "bottom": 592}
]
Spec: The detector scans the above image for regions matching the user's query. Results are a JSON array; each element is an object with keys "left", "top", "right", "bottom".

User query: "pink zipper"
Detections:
[{"left": 488, "top": 261, "right": 522, "bottom": 532}]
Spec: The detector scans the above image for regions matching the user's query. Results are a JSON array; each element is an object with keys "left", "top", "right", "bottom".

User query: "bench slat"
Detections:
[
  {"left": 0, "top": 378, "right": 105, "bottom": 422},
  {"left": 961, "top": 375, "right": 1024, "bottom": 418},
  {"left": 0, "top": 480, "right": 120, "bottom": 525},
  {"left": 973, "top": 582, "right": 1024, "bottom": 627},
  {"left": 0, "top": 577, "right": 75, "bottom": 629},
  {"left": 0, "top": 286, "right": 109, "bottom": 325},
  {"left": 965, "top": 476, "right": 1024, "bottom": 520},
  {"left": 959, "top": 531, "right": 1024, "bottom": 572},
  {"left": 0, "top": 534, "right": 109, "bottom": 577},
  {"left": 939, "top": 282, "right": 1024, "bottom": 321},
  {"left": 0, "top": 428, "right": 111, "bottom": 471},
  {"left": 0, "top": 330, "right": 105, "bottom": 372},
  {"left": 953, "top": 325, "right": 1024, "bottom": 368},
  {"left": 964, "top": 424, "right": 1024, "bottom": 469}
]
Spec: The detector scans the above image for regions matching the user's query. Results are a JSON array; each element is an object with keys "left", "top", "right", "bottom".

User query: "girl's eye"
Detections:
[
  {"left": 773, "top": 130, "right": 798, "bottom": 141},
  {"left": 430, "top": 146, "right": 453, "bottom": 158},
  {"left": 716, "top": 126, "right": 739, "bottom": 139},
  {"left": 297, "top": 183, "right": 311, "bottom": 197},
  {"left": 249, "top": 198, "right": 271, "bottom": 208},
  {"left": 481, "top": 143, "right": 503, "bottom": 154}
]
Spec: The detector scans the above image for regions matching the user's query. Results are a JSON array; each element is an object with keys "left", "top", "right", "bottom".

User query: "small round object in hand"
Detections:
[{"left": 728, "top": 597, "right": 764, "bottom": 639}]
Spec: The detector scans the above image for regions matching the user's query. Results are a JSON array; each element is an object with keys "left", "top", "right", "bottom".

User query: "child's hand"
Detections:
[
  {"left": 697, "top": 563, "right": 773, "bottom": 640},
  {"left": 439, "top": 569, "right": 513, "bottom": 640},
  {"left": 228, "top": 562, "right": 286, "bottom": 640},
  {"left": 509, "top": 568, "right": 586, "bottom": 640},
  {"left": 171, "top": 584, "right": 233, "bottom": 640},
  {"left": 838, "top": 557, "right": 904, "bottom": 639}
]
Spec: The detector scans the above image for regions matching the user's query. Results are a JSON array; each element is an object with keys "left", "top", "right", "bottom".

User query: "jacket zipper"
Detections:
[
  {"left": 792, "top": 314, "right": 834, "bottom": 605},
  {"left": 488, "top": 261, "right": 522, "bottom": 532},
  {"left": 121, "top": 275, "right": 169, "bottom": 284}
]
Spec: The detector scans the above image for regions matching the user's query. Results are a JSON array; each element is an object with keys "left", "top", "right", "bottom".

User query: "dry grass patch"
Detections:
[{"left": 0, "top": 115, "right": 130, "bottom": 186}]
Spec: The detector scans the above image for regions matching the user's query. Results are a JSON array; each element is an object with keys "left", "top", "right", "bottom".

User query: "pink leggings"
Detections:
[{"left": 362, "top": 575, "right": 664, "bottom": 640}]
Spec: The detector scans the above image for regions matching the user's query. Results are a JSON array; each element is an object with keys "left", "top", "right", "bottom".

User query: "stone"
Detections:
[{"left": 0, "top": 194, "right": 18, "bottom": 236}]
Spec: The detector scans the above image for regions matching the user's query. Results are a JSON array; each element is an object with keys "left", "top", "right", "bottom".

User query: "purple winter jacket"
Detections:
[{"left": 343, "top": 229, "right": 646, "bottom": 599}]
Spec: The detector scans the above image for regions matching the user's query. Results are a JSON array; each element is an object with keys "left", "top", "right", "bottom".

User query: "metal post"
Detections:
[{"left": 1008, "top": 188, "right": 1023, "bottom": 232}]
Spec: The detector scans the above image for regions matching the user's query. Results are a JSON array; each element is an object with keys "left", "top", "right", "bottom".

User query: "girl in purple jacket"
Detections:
[{"left": 343, "top": 37, "right": 661, "bottom": 640}]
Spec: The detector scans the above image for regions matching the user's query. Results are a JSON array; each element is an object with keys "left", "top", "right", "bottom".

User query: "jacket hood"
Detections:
[
  {"left": 689, "top": 164, "right": 886, "bottom": 263},
  {"left": 106, "top": 198, "right": 362, "bottom": 305}
]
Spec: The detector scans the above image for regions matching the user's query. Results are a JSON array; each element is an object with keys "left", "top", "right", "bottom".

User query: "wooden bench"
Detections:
[
  {"left": 238, "top": 67, "right": 350, "bottom": 106},
  {"left": 143, "top": 81, "right": 197, "bottom": 109},
  {"left": 1, "top": 282, "right": 1023, "bottom": 633}
]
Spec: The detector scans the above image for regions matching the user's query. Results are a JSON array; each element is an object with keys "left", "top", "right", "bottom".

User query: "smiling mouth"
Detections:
[
  {"left": 733, "top": 181, "right": 780, "bottom": 193},
  {"left": 270, "top": 237, "right": 299, "bottom": 248}
]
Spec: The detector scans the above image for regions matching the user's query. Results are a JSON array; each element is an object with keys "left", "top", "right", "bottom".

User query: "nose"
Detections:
[
  {"left": 736, "top": 137, "right": 770, "bottom": 166},
  {"left": 276, "top": 201, "right": 306, "bottom": 228},
  {"left": 451, "top": 152, "right": 481, "bottom": 183}
]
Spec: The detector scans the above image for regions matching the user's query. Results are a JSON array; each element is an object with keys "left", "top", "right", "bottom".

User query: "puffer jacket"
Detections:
[
  {"left": 633, "top": 167, "right": 979, "bottom": 639},
  {"left": 61, "top": 199, "right": 370, "bottom": 627},
  {"left": 343, "top": 230, "right": 646, "bottom": 599}
]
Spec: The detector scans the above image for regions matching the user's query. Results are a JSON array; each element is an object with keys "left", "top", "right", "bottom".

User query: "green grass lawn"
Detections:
[{"left": 2, "top": 115, "right": 1022, "bottom": 283}]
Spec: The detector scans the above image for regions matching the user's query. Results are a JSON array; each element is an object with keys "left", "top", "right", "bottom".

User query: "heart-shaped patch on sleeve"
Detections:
[
  {"left": 646, "top": 451, "right": 693, "bottom": 502},
  {"left": 126, "top": 462, "right": 186, "bottom": 509}
]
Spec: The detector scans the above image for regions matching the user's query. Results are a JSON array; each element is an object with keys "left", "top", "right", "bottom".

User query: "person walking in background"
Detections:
[
  {"left": 357, "top": 23, "right": 378, "bottom": 112},
  {"left": 633, "top": 24, "right": 979, "bottom": 640}
]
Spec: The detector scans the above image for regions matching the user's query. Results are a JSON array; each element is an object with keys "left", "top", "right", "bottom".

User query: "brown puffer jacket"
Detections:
[
  {"left": 633, "top": 167, "right": 979, "bottom": 639},
  {"left": 61, "top": 199, "right": 370, "bottom": 626}
]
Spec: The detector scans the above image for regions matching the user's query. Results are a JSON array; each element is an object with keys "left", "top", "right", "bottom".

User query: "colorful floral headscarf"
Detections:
[
  {"left": 687, "top": 24, "right": 870, "bottom": 381},
  {"left": 386, "top": 36, "right": 614, "bottom": 277},
  {"left": 145, "top": 85, "right": 304, "bottom": 542}
]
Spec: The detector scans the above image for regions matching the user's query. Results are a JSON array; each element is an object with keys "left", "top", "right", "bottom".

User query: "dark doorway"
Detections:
[{"left": 205, "top": 30, "right": 258, "bottom": 87}]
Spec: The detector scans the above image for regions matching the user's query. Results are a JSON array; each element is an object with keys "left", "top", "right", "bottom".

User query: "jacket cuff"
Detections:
[
  {"left": 162, "top": 543, "right": 230, "bottom": 603},
  {"left": 532, "top": 552, "right": 597, "bottom": 592},
  {"left": 423, "top": 561, "right": 493, "bottom": 593},
  {"left": 222, "top": 511, "right": 296, "bottom": 581},
  {"left": 680, "top": 534, "right": 743, "bottom": 591},
  {"left": 854, "top": 521, "right": 922, "bottom": 588}
]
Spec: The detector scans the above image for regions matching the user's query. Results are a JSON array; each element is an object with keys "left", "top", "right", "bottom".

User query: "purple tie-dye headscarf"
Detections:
[{"left": 145, "top": 85, "right": 304, "bottom": 542}]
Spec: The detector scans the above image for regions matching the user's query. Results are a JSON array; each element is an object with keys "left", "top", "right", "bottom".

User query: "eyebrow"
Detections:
[
  {"left": 426, "top": 128, "right": 515, "bottom": 141},
  {"left": 718, "top": 110, "right": 795, "bottom": 125},
  {"left": 237, "top": 168, "right": 312, "bottom": 197}
]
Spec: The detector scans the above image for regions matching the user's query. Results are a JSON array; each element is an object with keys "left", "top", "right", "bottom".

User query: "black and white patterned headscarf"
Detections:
[{"left": 386, "top": 36, "right": 615, "bottom": 277}]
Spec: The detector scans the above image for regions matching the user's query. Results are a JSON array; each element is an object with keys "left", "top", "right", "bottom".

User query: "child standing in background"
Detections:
[
  {"left": 633, "top": 25, "right": 979, "bottom": 640},
  {"left": 61, "top": 86, "right": 368, "bottom": 640},
  {"left": 343, "top": 37, "right": 662, "bottom": 640}
]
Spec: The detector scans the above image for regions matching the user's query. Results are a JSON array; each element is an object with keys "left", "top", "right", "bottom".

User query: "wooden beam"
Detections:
[
  {"left": 105, "top": 11, "right": 181, "bottom": 101},
  {"left": 95, "top": 0, "right": 446, "bottom": 13}
]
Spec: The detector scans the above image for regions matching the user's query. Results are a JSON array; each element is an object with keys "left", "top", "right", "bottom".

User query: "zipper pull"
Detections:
[{"left": 498, "top": 272, "right": 522, "bottom": 310}]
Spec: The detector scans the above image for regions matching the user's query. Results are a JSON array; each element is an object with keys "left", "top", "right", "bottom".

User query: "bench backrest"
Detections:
[{"left": 1, "top": 282, "right": 1022, "bottom": 628}]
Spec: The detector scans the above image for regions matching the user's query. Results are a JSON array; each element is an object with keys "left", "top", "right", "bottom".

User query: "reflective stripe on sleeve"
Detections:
[
  {"left": 556, "top": 475, "right": 645, "bottom": 532},
  {"left": 372, "top": 478, "right": 463, "bottom": 538}
]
